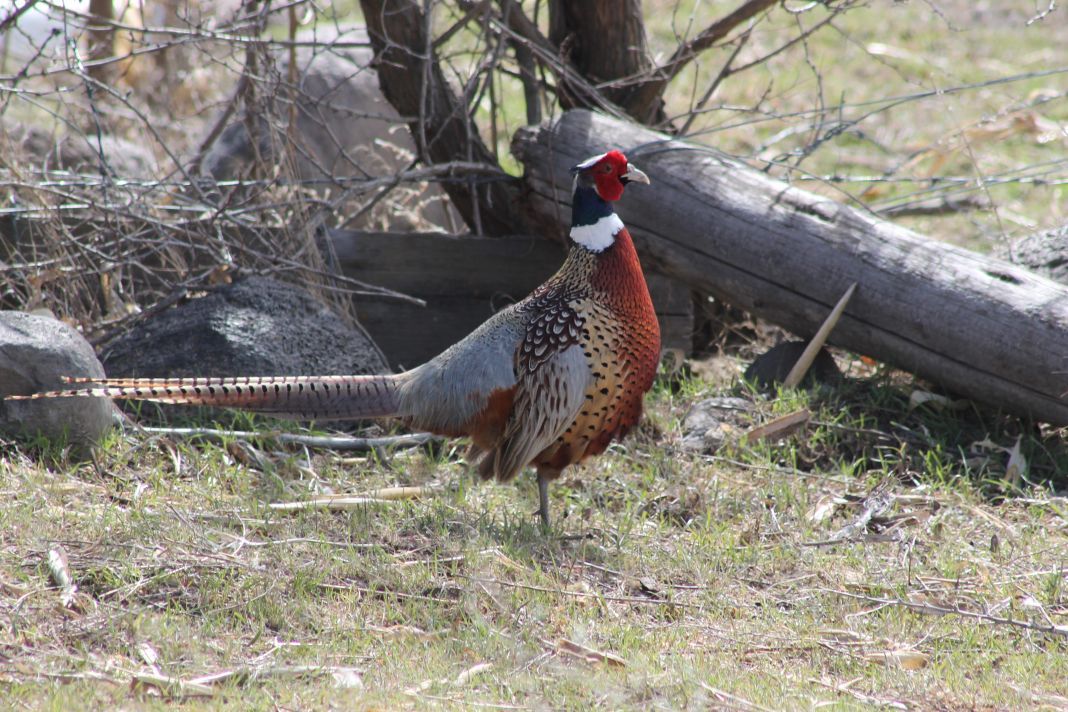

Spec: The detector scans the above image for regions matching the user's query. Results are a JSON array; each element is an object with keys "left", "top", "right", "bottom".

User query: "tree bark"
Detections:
[
  {"left": 549, "top": 0, "right": 666, "bottom": 125},
  {"left": 87, "top": 0, "right": 114, "bottom": 82},
  {"left": 512, "top": 110, "right": 1068, "bottom": 425},
  {"left": 359, "top": 0, "right": 520, "bottom": 235}
]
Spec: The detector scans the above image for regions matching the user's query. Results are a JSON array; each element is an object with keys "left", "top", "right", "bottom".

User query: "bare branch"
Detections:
[
  {"left": 488, "top": 5, "right": 628, "bottom": 119},
  {"left": 500, "top": 0, "right": 541, "bottom": 125},
  {"left": 139, "top": 426, "right": 441, "bottom": 452},
  {"left": 624, "top": 0, "right": 777, "bottom": 124},
  {"left": 548, "top": 0, "right": 666, "bottom": 124},
  {"left": 359, "top": 0, "right": 519, "bottom": 235},
  {"left": 0, "top": 0, "right": 40, "bottom": 34},
  {"left": 660, "top": 0, "right": 777, "bottom": 83},
  {"left": 826, "top": 588, "right": 1068, "bottom": 638}
]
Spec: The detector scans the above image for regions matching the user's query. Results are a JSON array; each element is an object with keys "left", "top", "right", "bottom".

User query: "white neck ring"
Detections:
[{"left": 570, "top": 214, "right": 623, "bottom": 252}]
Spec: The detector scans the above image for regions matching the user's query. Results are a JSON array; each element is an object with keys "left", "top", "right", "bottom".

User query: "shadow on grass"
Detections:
[{"left": 739, "top": 373, "right": 1068, "bottom": 494}]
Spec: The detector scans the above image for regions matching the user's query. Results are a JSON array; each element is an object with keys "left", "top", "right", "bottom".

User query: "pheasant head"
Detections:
[{"left": 569, "top": 150, "right": 649, "bottom": 252}]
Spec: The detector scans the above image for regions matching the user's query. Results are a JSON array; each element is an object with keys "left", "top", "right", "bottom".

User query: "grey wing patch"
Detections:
[
  {"left": 486, "top": 344, "right": 591, "bottom": 481},
  {"left": 399, "top": 304, "right": 523, "bottom": 433}
]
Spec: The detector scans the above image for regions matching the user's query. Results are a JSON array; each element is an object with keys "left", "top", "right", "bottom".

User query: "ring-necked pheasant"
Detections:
[{"left": 11, "top": 150, "right": 661, "bottom": 526}]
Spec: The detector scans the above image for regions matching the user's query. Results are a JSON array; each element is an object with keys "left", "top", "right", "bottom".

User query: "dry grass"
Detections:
[
  {"left": 2, "top": 374, "right": 1066, "bottom": 709},
  {"left": 3, "top": 1, "right": 1068, "bottom": 709}
]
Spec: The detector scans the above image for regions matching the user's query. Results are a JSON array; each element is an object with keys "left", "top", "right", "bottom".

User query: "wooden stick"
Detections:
[
  {"left": 139, "top": 427, "right": 439, "bottom": 452},
  {"left": 783, "top": 282, "right": 856, "bottom": 388},
  {"left": 269, "top": 486, "right": 440, "bottom": 512}
]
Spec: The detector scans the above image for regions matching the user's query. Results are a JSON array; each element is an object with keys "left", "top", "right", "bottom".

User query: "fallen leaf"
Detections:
[
  {"left": 160, "top": 440, "right": 182, "bottom": 477},
  {"left": 131, "top": 672, "right": 215, "bottom": 699},
  {"left": 818, "top": 628, "right": 868, "bottom": 645},
  {"left": 46, "top": 546, "right": 76, "bottom": 608},
  {"left": 136, "top": 641, "right": 160, "bottom": 668},
  {"left": 331, "top": 667, "right": 364, "bottom": 689},
  {"left": 1019, "top": 595, "right": 1044, "bottom": 611},
  {"left": 453, "top": 662, "right": 492, "bottom": 686},
  {"left": 908, "top": 390, "right": 953, "bottom": 411},
  {"left": 1005, "top": 436, "right": 1027, "bottom": 488},
  {"left": 806, "top": 495, "right": 846, "bottom": 524},
  {"left": 554, "top": 638, "right": 626, "bottom": 667},
  {"left": 864, "top": 649, "right": 929, "bottom": 670}
]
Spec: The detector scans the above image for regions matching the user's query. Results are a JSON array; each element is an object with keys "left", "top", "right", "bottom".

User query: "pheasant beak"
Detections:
[{"left": 621, "top": 164, "right": 650, "bottom": 185}]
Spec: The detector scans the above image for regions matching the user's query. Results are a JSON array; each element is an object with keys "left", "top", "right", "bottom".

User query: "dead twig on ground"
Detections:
[
  {"left": 139, "top": 426, "right": 442, "bottom": 452},
  {"left": 825, "top": 588, "right": 1068, "bottom": 638}
]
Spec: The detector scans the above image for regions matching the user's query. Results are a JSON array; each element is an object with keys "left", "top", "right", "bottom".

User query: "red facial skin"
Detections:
[{"left": 590, "top": 150, "right": 631, "bottom": 201}]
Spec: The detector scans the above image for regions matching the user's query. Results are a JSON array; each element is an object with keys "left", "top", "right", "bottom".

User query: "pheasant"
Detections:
[{"left": 11, "top": 150, "right": 661, "bottom": 526}]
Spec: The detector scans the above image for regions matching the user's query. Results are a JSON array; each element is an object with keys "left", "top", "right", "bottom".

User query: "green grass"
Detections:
[{"left": 2, "top": 367, "right": 1066, "bottom": 709}]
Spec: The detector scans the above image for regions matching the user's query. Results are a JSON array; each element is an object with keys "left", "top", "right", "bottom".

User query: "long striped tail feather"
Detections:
[{"left": 7, "top": 374, "right": 403, "bottom": 421}]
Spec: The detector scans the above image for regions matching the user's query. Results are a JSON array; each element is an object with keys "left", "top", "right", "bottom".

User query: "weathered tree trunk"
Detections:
[
  {"left": 549, "top": 0, "right": 666, "bottom": 125},
  {"left": 359, "top": 0, "right": 520, "bottom": 235},
  {"left": 87, "top": 0, "right": 115, "bottom": 82},
  {"left": 513, "top": 110, "right": 1068, "bottom": 425}
]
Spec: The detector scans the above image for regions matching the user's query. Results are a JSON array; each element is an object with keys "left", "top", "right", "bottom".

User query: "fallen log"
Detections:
[
  {"left": 329, "top": 230, "right": 693, "bottom": 369},
  {"left": 512, "top": 110, "right": 1068, "bottom": 425}
]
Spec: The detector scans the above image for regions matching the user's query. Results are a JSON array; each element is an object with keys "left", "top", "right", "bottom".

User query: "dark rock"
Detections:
[
  {"left": 1001, "top": 224, "right": 1068, "bottom": 285},
  {"left": 4, "top": 124, "right": 156, "bottom": 179},
  {"left": 679, "top": 396, "right": 752, "bottom": 452},
  {"left": 101, "top": 276, "right": 389, "bottom": 382},
  {"left": 0, "top": 311, "right": 119, "bottom": 452},
  {"left": 743, "top": 341, "right": 841, "bottom": 391}
]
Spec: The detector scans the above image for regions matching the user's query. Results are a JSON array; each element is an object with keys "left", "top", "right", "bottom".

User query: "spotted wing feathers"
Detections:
[{"left": 518, "top": 293, "right": 585, "bottom": 372}]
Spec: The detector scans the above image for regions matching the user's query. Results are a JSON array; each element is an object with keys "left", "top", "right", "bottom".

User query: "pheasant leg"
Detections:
[{"left": 536, "top": 468, "right": 559, "bottom": 530}]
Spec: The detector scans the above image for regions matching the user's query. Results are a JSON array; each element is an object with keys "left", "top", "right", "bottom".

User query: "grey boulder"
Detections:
[
  {"left": 0, "top": 311, "right": 119, "bottom": 451},
  {"left": 101, "top": 275, "right": 389, "bottom": 390},
  {"left": 200, "top": 28, "right": 458, "bottom": 233},
  {"left": 679, "top": 396, "right": 752, "bottom": 453}
]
